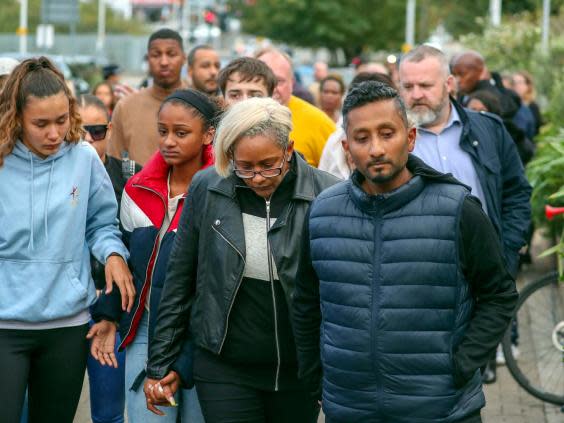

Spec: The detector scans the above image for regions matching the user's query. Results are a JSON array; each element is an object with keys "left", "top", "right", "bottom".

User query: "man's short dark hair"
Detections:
[
  {"left": 350, "top": 72, "right": 396, "bottom": 90},
  {"left": 342, "top": 81, "right": 409, "bottom": 131},
  {"left": 147, "top": 29, "right": 183, "bottom": 51},
  {"left": 188, "top": 45, "right": 215, "bottom": 67},
  {"left": 217, "top": 57, "right": 276, "bottom": 97}
]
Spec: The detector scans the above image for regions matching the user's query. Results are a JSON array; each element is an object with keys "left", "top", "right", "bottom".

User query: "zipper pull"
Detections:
[{"left": 265, "top": 199, "right": 271, "bottom": 214}]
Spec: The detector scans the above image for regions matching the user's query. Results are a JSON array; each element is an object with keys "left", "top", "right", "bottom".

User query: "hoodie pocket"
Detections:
[
  {"left": 0, "top": 259, "right": 92, "bottom": 322},
  {"left": 65, "top": 263, "right": 88, "bottom": 298}
]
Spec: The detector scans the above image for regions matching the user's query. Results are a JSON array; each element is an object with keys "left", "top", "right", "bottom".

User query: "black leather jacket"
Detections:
[{"left": 146, "top": 153, "right": 339, "bottom": 381}]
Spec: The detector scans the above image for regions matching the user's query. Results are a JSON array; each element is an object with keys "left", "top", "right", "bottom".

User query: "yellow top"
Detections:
[{"left": 288, "top": 95, "right": 336, "bottom": 167}]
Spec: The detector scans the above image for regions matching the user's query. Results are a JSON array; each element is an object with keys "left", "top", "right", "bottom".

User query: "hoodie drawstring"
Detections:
[
  {"left": 44, "top": 161, "right": 54, "bottom": 242},
  {"left": 27, "top": 155, "right": 55, "bottom": 250},
  {"left": 28, "top": 153, "right": 35, "bottom": 251}
]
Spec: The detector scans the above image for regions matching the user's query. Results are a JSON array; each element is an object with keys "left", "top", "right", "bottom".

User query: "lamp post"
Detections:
[
  {"left": 541, "top": 0, "right": 551, "bottom": 55},
  {"left": 96, "top": 0, "right": 106, "bottom": 54},
  {"left": 405, "top": 0, "right": 416, "bottom": 50},
  {"left": 490, "top": 0, "right": 502, "bottom": 27},
  {"left": 181, "top": 0, "right": 191, "bottom": 46},
  {"left": 18, "top": 0, "right": 28, "bottom": 54}
]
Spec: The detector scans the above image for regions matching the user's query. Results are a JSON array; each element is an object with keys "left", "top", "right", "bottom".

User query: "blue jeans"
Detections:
[
  {"left": 87, "top": 320, "right": 126, "bottom": 423},
  {"left": 20, "top": 392, "right": 28, "bottom": 423},
  {"left": 125, "top": 312, "right": 204, "bottom": 423}
]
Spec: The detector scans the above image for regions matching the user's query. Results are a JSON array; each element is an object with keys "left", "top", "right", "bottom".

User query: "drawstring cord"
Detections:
[
  {"left": 44, "top": 160, "right": 54, "bottom": 242},
  {"left": 27, "top": 153, "right": 35, "bottom": 251},
  {"left": 27, "top": 155, "right": 55, "bottom": 250}
]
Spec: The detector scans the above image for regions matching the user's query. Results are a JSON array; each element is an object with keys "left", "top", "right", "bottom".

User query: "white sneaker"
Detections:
[
  {"left": 496, "top": 344, "right": 520, "bottom": 365},
  {"left": 496, "top": 344, "right": 505, "bottom": 365},
  {"left": 511, "top": 345, "right": 520, "bottom": 361}
]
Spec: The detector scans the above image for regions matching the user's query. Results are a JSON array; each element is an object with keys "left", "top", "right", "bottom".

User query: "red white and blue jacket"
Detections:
[{"left": 93, "top": 146, "right": 214, "bottom": 355}]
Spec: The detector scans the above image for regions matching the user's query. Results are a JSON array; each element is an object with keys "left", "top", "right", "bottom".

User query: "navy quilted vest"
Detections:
[{"left": 309, "top": 175, "right": 485, "bottom": 423}]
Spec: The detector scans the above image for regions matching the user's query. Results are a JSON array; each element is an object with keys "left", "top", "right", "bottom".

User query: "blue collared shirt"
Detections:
[{"left": 413, "top": 104, "right": 488, "bottom": 213}]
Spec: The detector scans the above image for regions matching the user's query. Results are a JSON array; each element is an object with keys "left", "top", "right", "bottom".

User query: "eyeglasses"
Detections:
[
  {"left": 233, "top": 154, "right": 287, "bottom": 179},
  {"left": 83, "top": 124, "right": 109, "bottom": 142}
]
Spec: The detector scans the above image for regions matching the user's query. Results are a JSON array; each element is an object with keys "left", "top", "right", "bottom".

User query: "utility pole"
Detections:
[
  {"left": 181, "top": 0, "right": 191, "bottom": 47},
  {"left": 490, "top": 0, "right": 502, "bottom": 27},
  {"left": 541, "top": 0, "right": 551, "bottom": 55},
  {"left": 96, "top": 0, "right": 106, "bottom": 54},
  {"left": 405, "top": 0, "right": 416, "bottom": 50},
  {"left": 18, "top": 0, "right": 28, "bottom": 54}
]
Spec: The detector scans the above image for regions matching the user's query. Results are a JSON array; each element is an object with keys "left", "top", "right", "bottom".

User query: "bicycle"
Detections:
[{"left": 501, "top": 205, "right": 564, "bottom": 406}]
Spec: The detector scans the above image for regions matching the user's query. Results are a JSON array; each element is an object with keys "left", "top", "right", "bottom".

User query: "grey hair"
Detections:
[
  {"left": 214, "top": 97, "right": 293, "bottom": 177},
  {"left": 400, "top": 44, "right": 450, "bottom": 78}
]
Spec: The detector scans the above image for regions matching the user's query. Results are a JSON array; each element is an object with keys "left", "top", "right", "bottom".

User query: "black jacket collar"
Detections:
[
  {"left": 352, "top": 154, "right": 469, "bottom": 188},
  {"left": 451, "top": 97, "right": 472, "bottom": 140},
  {"left": 349, "top": 154, "right": 470, "bottom": 213}
]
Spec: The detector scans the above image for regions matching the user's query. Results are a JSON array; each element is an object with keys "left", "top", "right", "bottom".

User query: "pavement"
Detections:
[{"left": 74, "top": 233, "right": 563, "bottom": 422}]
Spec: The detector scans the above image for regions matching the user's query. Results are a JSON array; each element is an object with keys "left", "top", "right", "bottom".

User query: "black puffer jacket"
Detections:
[{"left": 146, "top": 153, "right": 339, "bottom": 382}]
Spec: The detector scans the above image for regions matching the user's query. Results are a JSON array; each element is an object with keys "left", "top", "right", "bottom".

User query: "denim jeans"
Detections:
[
  {"left": 87, "top": 320, "right": 126, "bottom": 423},
  {"left": 125, "top": 312, "right": 204, "bottom": 423}
]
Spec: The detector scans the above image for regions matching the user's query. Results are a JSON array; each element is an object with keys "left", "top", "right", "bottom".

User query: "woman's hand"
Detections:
[
  {"left": 144, "top": 371, "right": 180, "bottom": 415},
  {"left": 105, "top": 254, "right": 135, "bottom": 312},
  {"left": 86, "top": 320, "right": 118, "bottom": 367}
]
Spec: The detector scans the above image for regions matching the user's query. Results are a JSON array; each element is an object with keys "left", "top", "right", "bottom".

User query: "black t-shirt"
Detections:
[{"left": 104, "top": 155, "right": 142, "bottom": 208}]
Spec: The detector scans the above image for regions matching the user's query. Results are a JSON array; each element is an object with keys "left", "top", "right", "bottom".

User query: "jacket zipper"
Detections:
[
  {"left": 266, "top": 199, "right": 281, "bottom": 391},
  {"left": 213, "top": 224, "right": 246, "bottom": 353},
  {"left": 120, "top": 184, "right": 168, "bottom": 351}
]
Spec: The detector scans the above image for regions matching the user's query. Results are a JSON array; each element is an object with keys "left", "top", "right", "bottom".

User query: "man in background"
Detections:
[
  {"left": 257, "top": 47, "right": 335, "bottom": 167},
  {"left": 188, "top": 44, "right": 221, "bottom": 97},
  {"left": 217, "top": 57, "right": 276, "bottom": 107},
  {"left": 108, "top": 28, "right": 186, "bottom": 165}
]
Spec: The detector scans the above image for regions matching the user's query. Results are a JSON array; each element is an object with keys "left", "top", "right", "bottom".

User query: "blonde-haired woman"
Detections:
[{"left": 144, "top": 97, "right": 338, "bottom": 422}]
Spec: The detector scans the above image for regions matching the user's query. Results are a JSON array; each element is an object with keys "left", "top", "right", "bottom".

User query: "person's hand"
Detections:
[
  {"left": 86, "top": 320, "right": 118, "bottom": 367},
  {"left": 105, "top": 254, "right": 135, "bottom": 312},
  {"left": 113, "top": 83, "right": 137, "bottom": 100},
  {"left": 144, "top": 372, "right": 180, "bottom": 415}
]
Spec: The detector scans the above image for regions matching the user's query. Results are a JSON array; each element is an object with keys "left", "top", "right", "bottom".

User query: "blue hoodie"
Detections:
[{"left": 0, "top": 140, "right": 129, "bottom": 323}]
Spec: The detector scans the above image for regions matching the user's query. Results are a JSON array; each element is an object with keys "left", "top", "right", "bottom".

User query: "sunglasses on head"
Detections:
[{"left": 83, "top": 124, "right": 108, "bottom": 141}]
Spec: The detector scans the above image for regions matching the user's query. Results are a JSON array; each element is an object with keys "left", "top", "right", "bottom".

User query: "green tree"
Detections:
[
  {"left": 0, "top": 0, "right": 145, "bottom": 35},
  {"left": 232, "top": 0, "right": 406, "bottom": 61},
  {"left": 233, "top": 0, "right": 564, "bottom": 61}
]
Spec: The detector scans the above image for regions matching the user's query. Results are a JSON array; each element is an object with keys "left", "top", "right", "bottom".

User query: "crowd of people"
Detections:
[{"left": 0, "top": 26, "right": 538, "bottom": 423}]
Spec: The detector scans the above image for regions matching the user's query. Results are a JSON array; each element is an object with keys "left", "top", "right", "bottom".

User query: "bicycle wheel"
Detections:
[{"left": 502, "top": 271, "right": 564, "bottom": 405}]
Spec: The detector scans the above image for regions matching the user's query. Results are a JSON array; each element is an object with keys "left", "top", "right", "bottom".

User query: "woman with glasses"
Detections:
[
  {"left": 78, "top": 95, "right": 141, "bottom": 205},
  {"left": 143, "top": 97, "right": 339, "bottom": 422},
  {"left": 76, "top": 94, "right": 141, "bottom": 423}
]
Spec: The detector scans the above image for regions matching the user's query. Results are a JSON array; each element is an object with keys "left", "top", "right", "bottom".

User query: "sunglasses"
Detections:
[{"left": 83, "top": 124, "right": 109, "bottom": 141}]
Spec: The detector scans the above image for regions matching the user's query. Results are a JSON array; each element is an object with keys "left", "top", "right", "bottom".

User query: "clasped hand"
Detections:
[{"left": 144, "top": 371, "right": 180, "bottom": 415}]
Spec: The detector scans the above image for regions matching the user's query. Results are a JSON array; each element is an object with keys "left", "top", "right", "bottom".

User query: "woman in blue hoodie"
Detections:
[{"left": 0, "top": 57, "right": 135, "bottom": 423}]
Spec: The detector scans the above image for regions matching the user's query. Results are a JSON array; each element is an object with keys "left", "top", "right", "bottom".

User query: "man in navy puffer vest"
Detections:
[{"left": 292, "top": 82, "right": 518, "bottom": 423}]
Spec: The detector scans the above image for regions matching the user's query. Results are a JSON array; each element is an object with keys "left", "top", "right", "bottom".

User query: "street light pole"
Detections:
[
  {"left": 405, "top": 0, "right": 416, "bottom": 49},
  {"left": 490, "top": 0, "right": 502, "bottom": 27},
  {"left": 181, "top": 0, "right": 191, "bottom": 47},
  {"left": 541, "top": 0, "right": 551, "bottom": 55},
  {"left": 18, "top": 0, "right": 28, "bottom": 54},
  {"left": 96, "top": 0, "right": 106, "bottom": 54}
]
